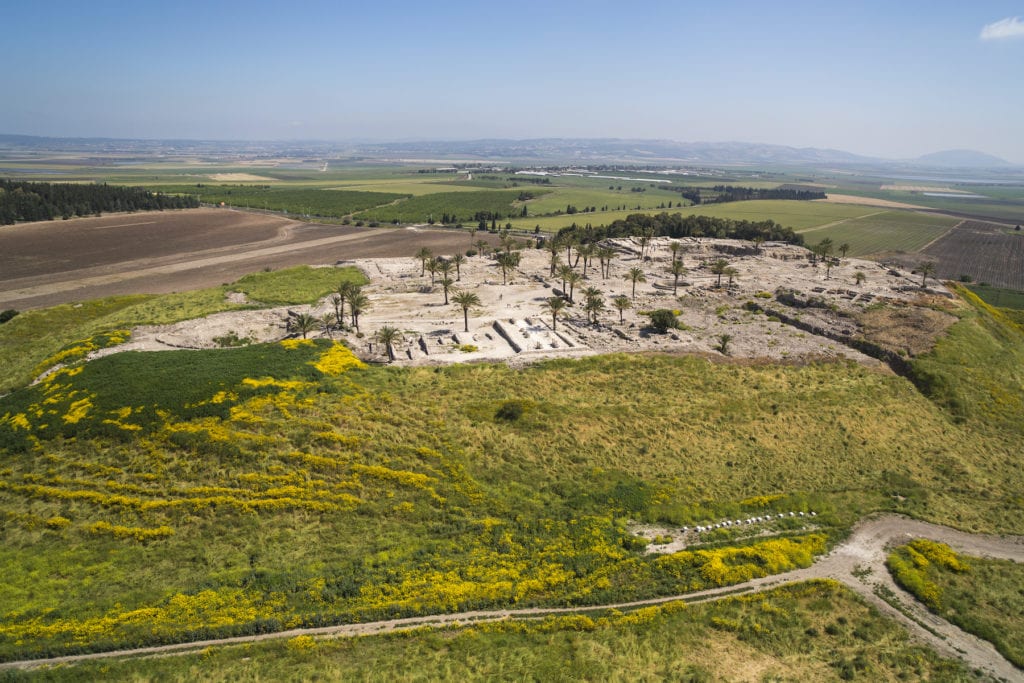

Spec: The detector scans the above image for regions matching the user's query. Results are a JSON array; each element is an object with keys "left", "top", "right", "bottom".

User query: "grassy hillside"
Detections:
[
  {"left": 13, "top": 582, "right": 974, "bottom": 681},
  {"left": 1, "top": 282, "right": 1023, "bottom": 660},
  {"left": 0, "top": 266, "right": 365, "bottom": 393}
]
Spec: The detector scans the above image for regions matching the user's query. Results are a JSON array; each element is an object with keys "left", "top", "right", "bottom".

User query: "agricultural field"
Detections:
[
  {"left": 796, "top": 210, "right": 959, "bottom": 257},
  {"left": 922, "top": 220, "right": 1024, "bottom": 290},
  {"left": 9, "top": 582, "right": 975, "bottom": 681},
  {"left": 144, "top": 186, "right": 408, "bottom": 219},
  {"left": 888, "top": 539, "right": 1024, "bottom": 668},
  {"left": 967, "top": 283, "right": 1024, "bottom": 310},
  {"left": 506, "top": 200, "right": 884, "bottom": 233},
  {"left": 821, "top": 184, "right": 1024, "bottom": 223},
  {"left": 0, "top": 209, "right": 499, "bottom": 311},
  {"left": 355, "top": 189, "right": 539, "bottom": 224}
]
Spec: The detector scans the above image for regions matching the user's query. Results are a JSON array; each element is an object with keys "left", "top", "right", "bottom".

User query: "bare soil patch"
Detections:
[
  {"left": 857, "top": 300, "right": 958, "bottom": 356},
  {"left": 881, "top": 185, "right": 973, "bottom": 193},
  {"left": 922, "top": 220, "right": 1024, "bottom": 290},
  {"left": 819, "top": 194, "right": 929, "bottom": 210},
  {"left": 207, "top": 173, "right": 275, "bottom": 182},
  {"left": 0, "top": 210, "right": 499, "bottom": 310}
]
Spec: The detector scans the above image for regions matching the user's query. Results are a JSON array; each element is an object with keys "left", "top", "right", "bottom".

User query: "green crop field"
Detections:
[
  {"left": 967, "top": 283, "right": 1024, "bottom": 309},
  {"left": 12, "top": 582, "right": 972, "bottom": 681},
  {"left": 355, "top": 189, "right": 542, "bottom": 224},
  {"left": 323, "top": 179, "right": 487, "bottom": 195},
  {"left": 507, "top": 200, "right": 886, "bottom": 233},
  {"left": 797, "top": 210, "right": 959, "bottom": 256},
  {"left": 144, "top": 185, "right": 407, "bottom": 218}
]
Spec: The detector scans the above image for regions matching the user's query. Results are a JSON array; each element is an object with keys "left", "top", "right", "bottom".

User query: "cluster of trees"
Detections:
[
  {"left": 557, "top": 212, "right": 803, "bottom": 245},
  {"left": 668, "top": 185, "right": 826, "bottom": 205},
  {"left": 0, "top": 180, "right": 198, "bottom": 225},
  {"left": 288, "top": 281, "right": 370, "bottom": 339}
]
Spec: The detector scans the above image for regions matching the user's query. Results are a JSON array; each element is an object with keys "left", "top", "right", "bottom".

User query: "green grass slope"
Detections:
[
  {"left": 0, "top": 283, "right": 1021, "bottom": 661},
  {"left": 14, "top": 582, "right": 974, "bottom": 682},
  {"left": 0, "top": 266, "right": 365, "bottom": 393},
  {"left": 888, "top": 539, "right": 1024, "bottom": 669}
]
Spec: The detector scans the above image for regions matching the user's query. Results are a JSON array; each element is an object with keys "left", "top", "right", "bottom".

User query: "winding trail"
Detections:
[{"left": 2, "top": 514, "right": 1022, "bottom": 678}]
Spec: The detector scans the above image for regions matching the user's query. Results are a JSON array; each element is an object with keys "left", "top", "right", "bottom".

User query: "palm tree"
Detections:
[
  {"left": 415, "top": 248, "right": 433, "bottom": 277},
  {"left": 334, "top": 281, "right": 358, "bottom": 327},
  {"left": 475, "top": 239, "right": 489, "bottom": 258},
  {"left": 597, "top": 246, "right": 616, "bottom": 279},
  {"left": 436, "top": 257, "right": 454, "bottom": 281},
  {"left": 854, "top": 270, "right": 866, "bottom": 286},
  {"left": 426, "top": 257, "right": 441, "bottom": 285},
  {"left": 496, "top": 251, "right": 519, "bottom": 285},
  {"left": 637, "top": 228, "right": 654, "bottom": 260},
  {"left": 319, "top": 312, "right": 337, "bottom": 338},
  {"left": 292, "top": 312, "right": 317, "bottom": 339},
  {"left": 564, "top": 270, "right": 583, "bottom": 303},
  {"left": 451, "top": 253, "right": 466, "bottom": 281},
  {"left": 669, "top": 260, "right": 687, "bottom": 295},
  {"left": 725, "top": 266, "right": 739, "bottom": 286},
  {"left": 439, "top": 276, "right": 454, "bottom": 305},
  {"left": 556, "top": 264, "right": 574, "bottom": 294},
  {"left": 331, "top": 294, "right": 345, "bottom": 329},
  {"left": 375, "top": 326, "right": 402, "bottom": 362},
  {"left": 710, "top": 259, "right": 729, "bottom": 288},
  {"left": 548, "top": 251, "right": 563, "bottom": 278},
  {"left": 468, "top": 226, "right": 478, "bottom": 243},
  {"left": 582, "top": 287, "right": 604, "bottom": 324},
  {"left": 562, "top": 234, "right": 579, "bottom": 266},
  {"left": 544, "top": 237, "right": 562, "bottom": 275},
  {"left": 752, "top": 236, "right": 766, "bottom": 254},
  {"left": 816, "top": 238, "right": 834, "bottom": 266},
  {"left": 542, "top": 296, "right": 567, "bottom": 331},
  {"left": 612, "top": 294, "right": 632, "bottom": 324},
  {"left": 919, "top": 261, "right": 936, "bottom": 287},
  {"left": 715, "top": 333, "right": 733, "bottom": 355},
  {"left": 500, "top": 232, "right": 516, "bottom": 254},
  {"left": 452, "top": 290, "right": 481, "bottom": 332},
  {"left": 346, "top": 290, "right": 369, "bottom": 333},
  {"left": 668, "top": 240, "right": 683, "bottom": 263},
  {"left": 577, "top": 243, "right": 595, "bottom": 278},
  {"left": 625, "top": 267, "right": 646, "bottom": 299},
  {"left": 839, "top": 243, "right": 850, "bottom": 260}
]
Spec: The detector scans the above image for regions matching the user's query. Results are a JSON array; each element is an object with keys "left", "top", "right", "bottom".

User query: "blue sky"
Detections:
[{"left": 4, "top": 1, "right": 1023, "bottom": 161}]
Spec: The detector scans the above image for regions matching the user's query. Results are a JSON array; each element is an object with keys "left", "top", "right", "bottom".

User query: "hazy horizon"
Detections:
[{"left": 4, "top": 1, "right": 1024, "bottom": 163}]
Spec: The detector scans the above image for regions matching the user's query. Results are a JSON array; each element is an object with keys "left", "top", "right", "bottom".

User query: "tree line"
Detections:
[
  {"left": 557, "top": 212, "right": 804, "bottom": 245},
  {"left": 0, "top": 180, "right": 198, "bottom": 225},
  {"left": 669, "top": 185, "right": 826, "bottom": 205}
]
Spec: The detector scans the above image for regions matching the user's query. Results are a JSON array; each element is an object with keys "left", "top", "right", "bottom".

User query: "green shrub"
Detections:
[
  {"left": 495, "top": 399, "right": 532, "bottom": 422},
  {"left": 647, "top": 309, "right": 680, "bottom": 333}
]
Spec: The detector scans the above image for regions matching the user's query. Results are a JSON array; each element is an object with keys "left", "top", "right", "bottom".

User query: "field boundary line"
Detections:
[
  {"left": 796, "top": 210, "right": 886, "bottom": 234},
  {"left": 917, "top": 219, "right": 964, "bottom": 253}
]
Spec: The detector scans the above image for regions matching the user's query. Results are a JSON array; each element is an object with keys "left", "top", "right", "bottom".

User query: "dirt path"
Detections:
[
  {"left": 797, "top": 210, "right": 887, "bottom": 234},
  {"left": 2, "top": 514, "right": 1020, "bottom": 677}
]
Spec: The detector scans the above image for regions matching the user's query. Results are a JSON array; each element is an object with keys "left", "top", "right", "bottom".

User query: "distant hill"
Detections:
[
  {"left": 0, "top": 133, "right": 1017, "bottom": 169},
  {"left": 914, "top": 149, "right": 1011, "bottom": 168}
]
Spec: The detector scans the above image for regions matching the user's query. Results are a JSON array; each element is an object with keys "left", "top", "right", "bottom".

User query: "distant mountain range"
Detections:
[{"left": 0, "top": 134, "right": 1015, "bottom": 169}]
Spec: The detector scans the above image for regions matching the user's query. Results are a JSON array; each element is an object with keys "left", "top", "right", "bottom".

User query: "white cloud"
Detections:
[{"left": 980, "top": 16, "right": 1024, "bottom": 40}]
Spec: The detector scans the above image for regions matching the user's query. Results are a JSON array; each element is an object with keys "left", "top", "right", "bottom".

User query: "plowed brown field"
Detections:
[
  {"left": 922, "top": 220, "right": 1024, "bottom": 290},
  {"left": 0, "top": 209, "right": 496, "bottom": 309}
]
